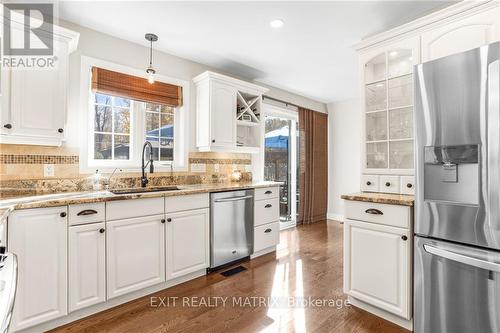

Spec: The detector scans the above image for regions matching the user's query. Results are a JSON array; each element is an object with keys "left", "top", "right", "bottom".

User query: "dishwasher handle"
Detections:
[{"left": 214, "top": 195, "right": 253, "bottom": 203}]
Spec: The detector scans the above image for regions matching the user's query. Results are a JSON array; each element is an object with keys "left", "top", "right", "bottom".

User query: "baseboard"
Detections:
[
  {"left": 347, "top": 296, "right": 413, "bottom": 331},
  {"left": 327, "top": 212, "right": 344, "bottom": 222},
  {"left": 250, "top": 246, "right": 276, "bottom": 259}
]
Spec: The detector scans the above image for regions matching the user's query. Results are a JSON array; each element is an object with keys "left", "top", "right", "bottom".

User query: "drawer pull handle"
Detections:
[
  {"left": 3, "top": 124, "right": 12, "bottom": 129},
  {"left": 365, "top": 208, "right": 383, "bottom": 215},
  {"left": 99, "top": 228, "right": 105, "bottom": 234},
  {"left": 264, "top": 228, "right": 272, "bottom": 233},
  {"left": 77, "top": 209, "right": 98, "bottom": 216},
  {"left": 265, "top": 204, "right": 272, "bottom": 208},
  {"left": 265, "top": 190, "right": 273, "bottom": 194}
]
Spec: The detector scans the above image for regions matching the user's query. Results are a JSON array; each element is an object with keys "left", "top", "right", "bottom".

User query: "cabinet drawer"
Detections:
[
  {"left": 361, "top": 175, "right": 379, "bottom": 192},
  {"left": 254, "top": 222, "right": 279, "bottom": 253},
  {"left": 379, "top": 176, "right": 400, "bottom": 194},
  {"left": 254, "top": 198, "right": 279, "bottom": 227},
  {"left": 400, "top": 176, "right": 415, "bottom": 195},
  {"left": 106, "top": 197, "right": 164, "bottom": 221},
  {"left": 344, "top": 200, "right": 410, "bottom": 229},
  {"left": 69, "top": 203, "right": 105, "bottom": 226},
  {"left": 255, "top": 186, "right": 279, "bottom": 200},
  {"left": 165, "top": 193, "right": 209, "bottom": 213}
]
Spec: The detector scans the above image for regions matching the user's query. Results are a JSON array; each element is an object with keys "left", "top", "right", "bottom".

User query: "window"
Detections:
[
  {"left": 94, "top": 93, "right": 132, "bottom": 160},
  {"left": 81, "top": 59, "right": 189, "bottom": 172},
  {"left": 145, "top": 103, "right": 174, "bottom": 162}
]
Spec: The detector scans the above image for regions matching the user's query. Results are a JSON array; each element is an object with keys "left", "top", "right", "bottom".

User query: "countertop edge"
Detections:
[
  {"left": 0, "top": 182, "right": 282, "bottom": 222},
  {"left": 341, "top": 193, "right": 415, "bottom": 207}
]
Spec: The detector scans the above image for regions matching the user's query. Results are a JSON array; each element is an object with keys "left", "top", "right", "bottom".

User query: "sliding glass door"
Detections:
[{"left": 263, "top": 107, "right": 298, "bottom": 229}]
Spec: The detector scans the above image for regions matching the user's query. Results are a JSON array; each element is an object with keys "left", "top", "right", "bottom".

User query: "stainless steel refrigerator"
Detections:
[{"left": 414, "top": 42, "right": 500, "bottom": 333}]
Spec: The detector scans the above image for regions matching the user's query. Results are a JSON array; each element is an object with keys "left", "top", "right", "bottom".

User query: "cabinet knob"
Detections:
[
  {"left": 60, "top": 212, "right": 67, "bottom": 218},
  {"left": 3, "top": 124, "right": 12, "bottom": 129},
  {"left": 401, "top": 235, "right": 408, "bottom": 241},
  {"left": 211, "top": 139, "right": 215, "bottom": 143},
  {"left": 166, "top": 218, "right": 172, "bottom": 222},
  {"left": 161, "top": 219, "right": 166, "bottom": 223},
  {"left": 406, "top": 183, "right": 413, "bottom": 188},
  {"left": 366, "top": 181, "right": 371, "bottom": 186},
  {"left": 99, "top": 228, "right": 105, "bottom": 233},
  {"left": 58, "top": 128, "right": 64, "bottom": 133},
  {"left": 385, "top": 182, "right": 391, "bottom": 187}
]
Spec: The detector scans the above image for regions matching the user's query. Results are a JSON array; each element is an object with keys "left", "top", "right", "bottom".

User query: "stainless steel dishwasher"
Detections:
[{"left": 210, "top": 189, "right": 254, "bottom": 270}]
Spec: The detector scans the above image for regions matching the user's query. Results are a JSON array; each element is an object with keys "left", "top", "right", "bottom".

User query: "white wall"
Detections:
[
  {"left": 327, "top": 99, "right": 362, "bottom": 221},
  {"left": 61, "top": 20, "right": 326, "bottom": 152}
]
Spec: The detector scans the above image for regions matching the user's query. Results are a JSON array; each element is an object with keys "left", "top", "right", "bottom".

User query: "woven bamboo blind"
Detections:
[{"left": 91, "top": 67, "right": 182, "bottom": 106}]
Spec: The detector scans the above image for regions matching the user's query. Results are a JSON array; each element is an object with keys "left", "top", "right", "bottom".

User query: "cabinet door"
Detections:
[
  {"left": 0, "top": 67, "right": 11, "bottom": 135},
  {"left": 9, "top": 41, "right": 68, "bottom": 142},
  {"left": 69, "top": 222, "right": 106, "bottom": 312},
  {"left": 8, "top": 207, "right": 68, "bottom": 331},
  {"left": 107, "top": 215, "right": 165, "bottom": 299},
  {"left": 166, "top": 208, "right": 209, "bottom": 280},
  {"left": 421, "top": 6, "right": 500, "bottom": 62},
  {"left": 210, "top": 81, "right": 236, "bottom": 147},
  {"left": 344, "top": 219, "right": 411, "bottom": 319}
]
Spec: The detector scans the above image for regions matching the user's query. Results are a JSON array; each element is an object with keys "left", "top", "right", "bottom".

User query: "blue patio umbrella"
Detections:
[
  {"left": 265, "top": 126, "right": 289, "bottom": 149},
  {"left": 147, "top": 124, "right": 174, "bottom": 138}
]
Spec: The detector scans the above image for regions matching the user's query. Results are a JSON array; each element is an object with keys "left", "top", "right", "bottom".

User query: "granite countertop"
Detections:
[
  {"left": 0, "top": 181, "right": 282, "bottom": 223},
  {"left": 341, "top": 192, "right": 414, "bottom": 207}
]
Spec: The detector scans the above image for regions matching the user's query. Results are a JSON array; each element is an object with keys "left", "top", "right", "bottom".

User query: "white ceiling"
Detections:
[{"left": 58, "top": 1, "right": 455, "bottom": 103}]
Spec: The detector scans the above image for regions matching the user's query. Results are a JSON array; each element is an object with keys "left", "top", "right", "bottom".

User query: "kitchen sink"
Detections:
[{"left": 110, "top": 186, "right": 180, "bottom": 195}]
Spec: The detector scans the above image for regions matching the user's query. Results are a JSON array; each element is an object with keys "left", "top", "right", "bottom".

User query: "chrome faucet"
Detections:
[{"left": 141, "top": 141, "right": 154, "bottom": 187}]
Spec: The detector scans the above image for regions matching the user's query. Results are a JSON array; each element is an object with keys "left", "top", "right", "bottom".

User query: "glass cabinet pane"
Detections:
[
  {"left": 389, "top": 107, "right": 413, "bottom": 140},
  {"left": 388, "top": 74, "right": 413, "bottom": 108},
  {"left": 366, "top": 142, "right": 388, "bottom": 168},
  {"left": 366, "top": 111, "right": 387, "bottom": 141},
  {"left": 388, "top": 49, "right": 413, "bottom": 78},
  {"left": 364, "top": 53, "right": 386, "bottom": 83},
  {"left": 365, "top": 82, "right": 387, "bottom": 112},
  {"left": 389, "top": 140, "right": 414, "bottom": 169}
]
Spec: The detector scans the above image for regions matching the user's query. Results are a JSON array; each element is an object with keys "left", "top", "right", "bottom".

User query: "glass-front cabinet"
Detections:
[{"left": 362, "top": 38, "right": 419, "bottom": 173}]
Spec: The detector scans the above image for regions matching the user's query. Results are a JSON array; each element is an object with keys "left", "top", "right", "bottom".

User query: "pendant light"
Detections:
[{"left": 145, "top": 33, "right": 158, "bottom": 84}]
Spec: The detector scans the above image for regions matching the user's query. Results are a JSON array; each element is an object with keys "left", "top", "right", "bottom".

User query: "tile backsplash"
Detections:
[{"left": 0, "top": 144, "right": 252, "bottom": 195}]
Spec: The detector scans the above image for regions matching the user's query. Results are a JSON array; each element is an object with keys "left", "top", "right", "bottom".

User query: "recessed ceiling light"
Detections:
[{"left": 270, "top": 19, "right": 284, "bottom": 29}]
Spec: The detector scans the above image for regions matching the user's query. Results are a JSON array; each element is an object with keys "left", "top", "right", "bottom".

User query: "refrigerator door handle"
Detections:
[
  {"left": 488, "top": 60, "right": 500, "bottom": 231},
  {"left": 424, "top": 244, "right": 500, "bottom": 272}
]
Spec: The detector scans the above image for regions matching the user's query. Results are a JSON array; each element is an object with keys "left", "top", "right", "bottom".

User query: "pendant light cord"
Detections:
[{"left": 149, "top": 39, "right": 153, "bottom": 67}]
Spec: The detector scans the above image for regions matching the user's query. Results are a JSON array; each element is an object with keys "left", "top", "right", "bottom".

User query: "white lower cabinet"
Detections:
[
  {"left": 8, "top": 207, "right": 68, "bottom": 331},
  {"left": 166, "top": 208, "right": 209, "bottom": 280},
  {"left": 69, "top": 222, "right": 106, "bottom": 312},
  {"left": 106, "top": 215, "right": 165, "bottom": 299},
  {"left": 254, "top": 222, "right": 280, "bottom": 253},
  {"left": 344, "top": 218, "right": 411, "bottom": 320}
]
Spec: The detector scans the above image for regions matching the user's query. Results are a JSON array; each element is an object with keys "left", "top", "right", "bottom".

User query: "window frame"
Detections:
[{"left": 80, "top": 56, "right": 189, "bottom": 173}]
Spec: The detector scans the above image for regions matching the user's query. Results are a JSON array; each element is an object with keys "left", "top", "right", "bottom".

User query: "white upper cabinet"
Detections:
[
  {"left": 194, "top": 71, "right": 268, "bottom": 153},
  {"left": 421, "top": 5, "right": 500, "bottom": 62},
  {"left": 0, "top": 15, "right": 79, "bottom": 146},
  {"left": 8, "top": 207, "right": 68, "bottom": 331},
  {"left": 361, "top": 37, "right": 419, "bottom": 175}
]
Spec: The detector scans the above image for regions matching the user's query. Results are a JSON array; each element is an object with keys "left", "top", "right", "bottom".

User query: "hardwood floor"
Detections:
[{"left": 51, "top": 221, "right": 407, "bottom": 333}]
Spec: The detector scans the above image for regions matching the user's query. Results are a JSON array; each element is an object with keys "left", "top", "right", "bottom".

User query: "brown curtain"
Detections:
[
  {"left": 298, "top": 108, "right": 328, "bottom": 224},
  {"left": 91, "top": 67, "right": 183, "bottom": 106}
]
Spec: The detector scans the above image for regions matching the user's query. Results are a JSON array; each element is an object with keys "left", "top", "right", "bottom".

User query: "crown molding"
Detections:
[{"left": 354, "top": 0, "right": 498, "bottom": 51}]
